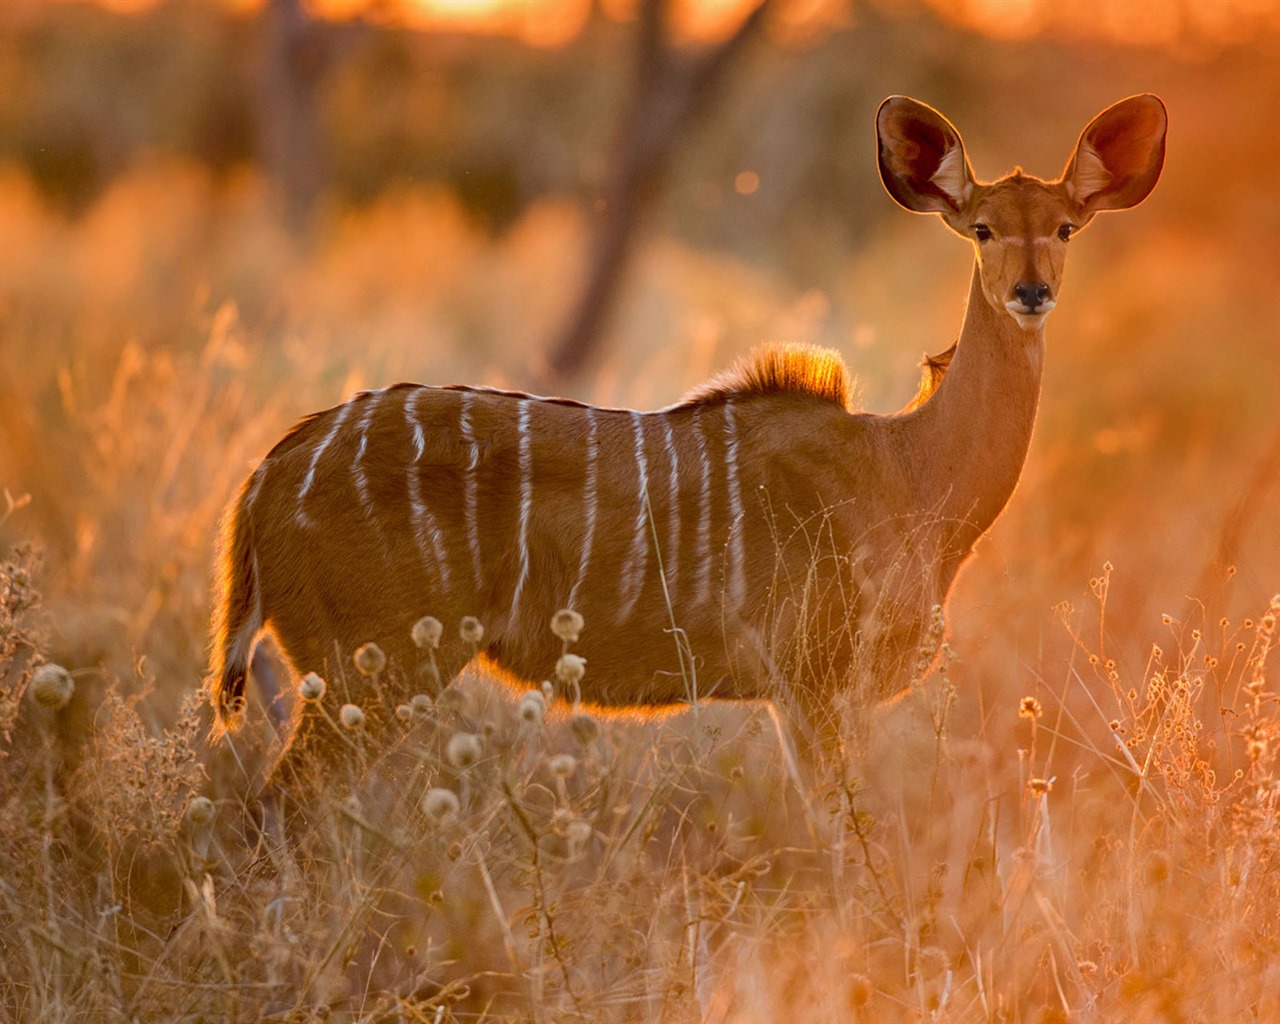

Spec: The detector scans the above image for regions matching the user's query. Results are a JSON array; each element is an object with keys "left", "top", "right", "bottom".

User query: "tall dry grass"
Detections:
[{"left": 1, "top": 27, "right": 1278, "bottom": 1018}]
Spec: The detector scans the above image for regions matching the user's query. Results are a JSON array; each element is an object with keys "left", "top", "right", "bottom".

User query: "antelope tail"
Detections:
[{"left": 208, "top": 475, "right": 262, "bottom": 737}]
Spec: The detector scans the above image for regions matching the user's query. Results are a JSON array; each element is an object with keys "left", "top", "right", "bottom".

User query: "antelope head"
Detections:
[{"left": 876, "top": 94, "right": 1167, "bottom": 332}]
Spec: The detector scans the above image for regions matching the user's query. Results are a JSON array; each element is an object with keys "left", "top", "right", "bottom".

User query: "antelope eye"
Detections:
[
  {"left": 973, "top": 223, "right": 993, "bottom": 242},
  {"left": 1058, "top": 223, "right": 1075, "bottom": 242}
]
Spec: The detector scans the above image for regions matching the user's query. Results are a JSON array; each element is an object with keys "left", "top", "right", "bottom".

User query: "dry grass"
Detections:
[{"left": 1, "top": 50, "right": 1278, "bottom": 1020}]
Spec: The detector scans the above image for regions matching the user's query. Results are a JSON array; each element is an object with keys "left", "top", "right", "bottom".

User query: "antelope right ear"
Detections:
[
  {"left": 1063, "top": 94, "right": 1167, "bottom": 214},
  {"left": 877, "top": 96, "right": 974, "bottom": 214}
]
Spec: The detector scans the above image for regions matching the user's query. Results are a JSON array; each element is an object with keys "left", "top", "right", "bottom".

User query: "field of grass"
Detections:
[{"left": 2, "top": 4, "right": 1279, "bottom": 1022}]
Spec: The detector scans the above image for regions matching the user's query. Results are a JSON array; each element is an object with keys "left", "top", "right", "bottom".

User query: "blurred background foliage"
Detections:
[{"left": 0, "top": 0, "right": 1276, "bottom": 702}]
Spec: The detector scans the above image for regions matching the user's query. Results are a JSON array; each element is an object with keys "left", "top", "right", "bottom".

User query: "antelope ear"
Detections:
[
  {"left": 1063, "top": 94, "right": 1166, "bottom": 213},
  {"left": 877, "top": 96, "right": 974, "bottom": 214}
]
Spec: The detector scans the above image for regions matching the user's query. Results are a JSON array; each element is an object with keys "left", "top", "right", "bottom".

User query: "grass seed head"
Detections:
[
  {"left": 549, "top": 753, "right": 577, "bottom": 778},
  {"left": 422, "top": 787, "right": 461, "bottom": 822},
  {"left": 459, "top": 616, "right": 485, "bottom": 645},
  {"left": 551, "top": 608, "right": 584, "bottom": 643},
  {"left": 446, "top": 731, "right": 483, "bottom": 769},
  {"left": 412, "top": 615, "right": 443, "bottom": 650},
  {"left": 437, "top": 684, "right": 472, "bottom": 715},
  {"left": 30, "top": 663, "right": 74, "bottom": 710},
  {"left": 340, "top": 703, "right": 366, "bottom": 729},
  {"left": 300, "top": 672, "right": 326, "bottom": 701},
  {"left": 570, "top": 711, "right": 600, "bottom": 746},
  {"left": 185, "top": 795, "right": 216, "bottom": 827},
  {"left": 518, "top": 689, "right": 547, "bottom": 724},
  {"left": 353, "top": 642, "right": 386, "bottom": 676},
  {"left": 556, "top": 653, "right": 587, "bottom": 686}
]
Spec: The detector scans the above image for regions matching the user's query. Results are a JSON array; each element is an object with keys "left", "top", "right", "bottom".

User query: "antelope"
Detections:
[{"left": 209, "top": 95, "right": 1165, "bottom": 777}]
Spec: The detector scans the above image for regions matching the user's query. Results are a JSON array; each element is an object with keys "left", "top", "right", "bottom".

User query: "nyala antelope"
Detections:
[{"left": 209, "top": 95, "right": 1166, "bottom": 774}]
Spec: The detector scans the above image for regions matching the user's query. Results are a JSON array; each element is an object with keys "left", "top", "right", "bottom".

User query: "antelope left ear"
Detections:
[
  {"left": 1063, "top": 94, "right": 1167, "bottom": 214},
  {"left": 877, "top": 96, "right": 975, "bottom": 215}
]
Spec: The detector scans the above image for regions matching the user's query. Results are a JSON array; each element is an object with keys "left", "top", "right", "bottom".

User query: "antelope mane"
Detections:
[{"left": 680, "top": 343, "right": 855, "bottom": 411}]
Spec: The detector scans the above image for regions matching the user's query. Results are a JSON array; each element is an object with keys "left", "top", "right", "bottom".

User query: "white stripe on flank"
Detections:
[
  {"left": 406, "top": 389, "right": 452, "bottom": 590},
  {"left": 618, "top": 411, "right": 650, "bottom": 620},
  {"left": 723, "top": 399, "right": 746, "bottom": 611},
  {"left": 244, "top": 463, "right": 266, "bottom": 513},
  {"left": 458, "top": 391, "right": 483, "bottom": 591},
  {"left": 351, "top": 391, "right": 382, "bottom": 522},
  {"left": 567, "top": 408, "right": 598, "bottom": 613},
  {"left": 297, "top": 399, "right": 356, "bottom": 526},
  {"left": 661, "top": 417, "right": 679, "bottom": 589},
  {"left": 693, "top": 406, "right": 713, "bottom": 605},
  {"left": 509, "top": 400, "right": 534, "bottom": 623}
]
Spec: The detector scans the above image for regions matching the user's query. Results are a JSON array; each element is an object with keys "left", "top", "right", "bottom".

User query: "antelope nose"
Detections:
[{"left": 1013, "top": 281, "right": 1052, "bottom": 311}]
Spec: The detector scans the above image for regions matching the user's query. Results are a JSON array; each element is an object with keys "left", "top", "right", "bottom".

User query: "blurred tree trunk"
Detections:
[
  {"left": 259, "top": 0, "right": 331, "bottom": 232},
  {"left": 543, "top": 0, "right": 773, "bottom": 385}
]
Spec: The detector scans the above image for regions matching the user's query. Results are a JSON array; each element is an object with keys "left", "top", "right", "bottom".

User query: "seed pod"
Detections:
[
  {"left": 353, "top": 643, "right": 386, "bottom": 676},
  {"left": 459, "top": 616, "right": 485, "bottom": 645},
  {"left": 340, "top": 703, "right": 366, "bottom": 730},
  {"left": 412, "top": 616, "right": 444, "bottom": 650},
  {"left": 446, "top": 732, "right": 483, "bottom": 769},
  {"left": 30, "top": 664, "right": 74, "bottom": 711},
  {"left": 299, "top": 672, "right": 326, "bottom": 701},
  {"left": 548, "top": 753, "right": 577, "bottom": 779},
  {"left": 518, "top": 690, "right": 547, "bottom": 725},
  {"left": 570, "top": 712, "right": 600, "bottom": 746},
  {"left": 551, "top": 609, "right": 584, "bottom": 643},
  {"left": 556, "top": 654, "right": 586, "bottom": 687},
  {"left": 437, "top": 684, "right": 471, "bottom": 716},
  {"left": 421, "top": 787, "right": 461, "bottom": 822},
  {"left": 186, "top": 795, "right": 216, "bottom": 827}
]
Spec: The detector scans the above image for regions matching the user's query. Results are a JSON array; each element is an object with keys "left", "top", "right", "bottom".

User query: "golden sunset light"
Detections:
[{"left": 2, "top": 0, "right": 1277, "bottom": 1020}]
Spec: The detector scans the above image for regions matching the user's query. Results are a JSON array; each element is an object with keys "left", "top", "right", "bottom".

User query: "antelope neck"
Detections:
[{"left": 902, "top": 264, "right": 1046, "bottom": 541}]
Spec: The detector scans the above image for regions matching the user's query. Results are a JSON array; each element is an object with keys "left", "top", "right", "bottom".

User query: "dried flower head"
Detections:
[
  {"left": 186, "top": 795, "right": 216, "bottom": 828},
  {"left": 459, "top": 616, "right": 485, "bottom": 645},
  {"left": 395, "top": 704, "right": 412, "bottom": 722},
  {"left": 339, "top": 703, "right": 366, "bottom": 730},
  {"left": 446, "top": 732, "right": 483, "bottom": 769},
  {"left": 1018, "top": 696, "right": 1043, "bottom": 720},
  {"left": 412, "top": 616, "right": 444, "bottom": 650},
  {"left": 300, "top": 672, "right": 326, "bottom": 701},
  {"left": 437, "top": 684, "right": 472, "bottom": 715},
  {"left": 1028, "top": 777, "right": 1053, "bottom": 796},
  {"left": 549, "top": 753, "right": 577, "bottom": 778},
  {"left": 410, "top": 693, "right": 434, "bottom": 717},
  {"left": 551, "top": 608, "right": 584, "bottom": 643},
  {"left": 30, "top": 663, "right": 74, "bottom": 710},
  {"left": 556, "top": 653, "right": 587, "bottom": 687},
  {"left": 353, "top": 642, "right": 387, "bottom": 676},
  {"left": 518, "top": 690, "right": 547, "bottom": 725},
  {"left": 570, "top": 711, "right": 600, "bottom": 746},
  {"left": 422, "top": 787, "right": 461, "bottom": 822}
]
